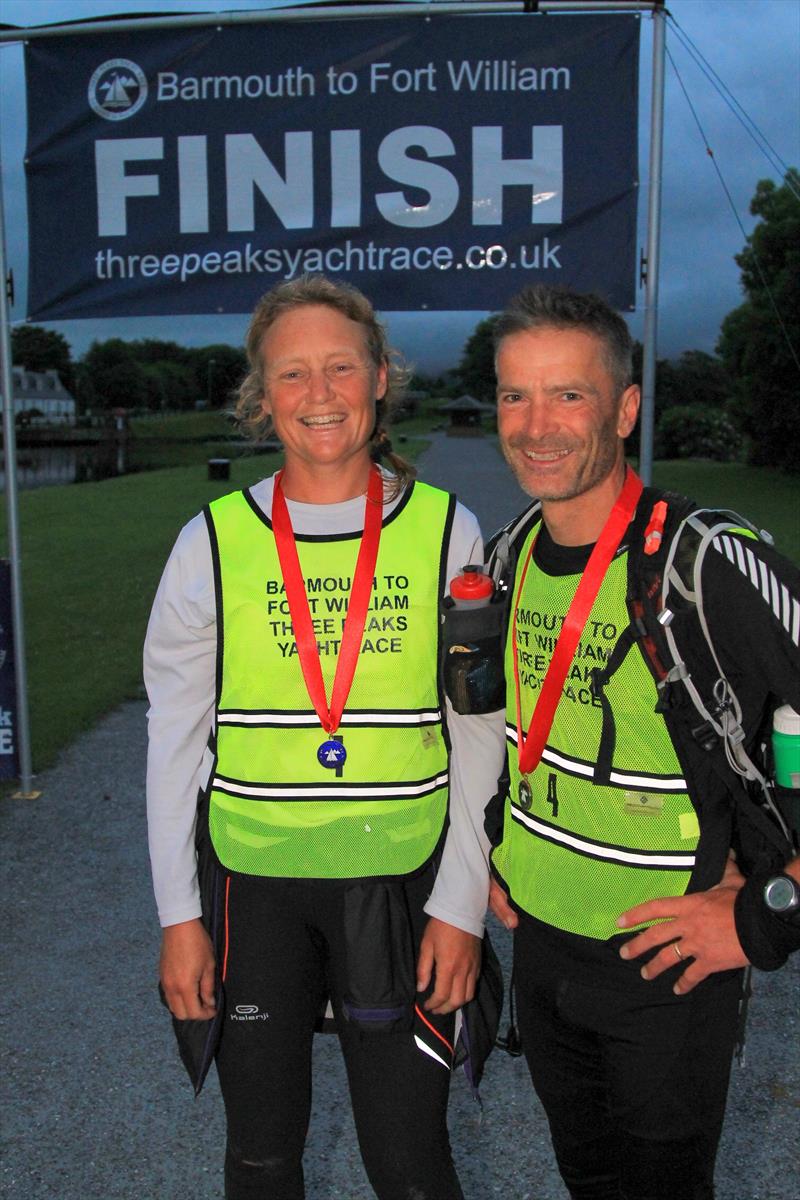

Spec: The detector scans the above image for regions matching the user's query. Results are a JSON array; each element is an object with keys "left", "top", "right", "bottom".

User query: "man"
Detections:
[{"left": 484, "top": 285, "right": 800, "bottom": 1200}]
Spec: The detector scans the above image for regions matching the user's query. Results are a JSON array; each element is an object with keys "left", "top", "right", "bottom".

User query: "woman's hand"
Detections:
[
  {"left": 416, "top": 917, "right": 481, "bottom": 1014},
  {"left": 160, "top": 918, "right": 218, "bottom": 1020},
  {"left": 488, "top": 878, "right": 518, "bottom": 930}
]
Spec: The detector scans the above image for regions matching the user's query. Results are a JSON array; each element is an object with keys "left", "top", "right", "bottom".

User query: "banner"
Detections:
[
  {"left": 24, "top": 14, "right": 639, "bottom": 318},
  {"left": 0, "top": 561, "right": 20, "bottom": 780}
]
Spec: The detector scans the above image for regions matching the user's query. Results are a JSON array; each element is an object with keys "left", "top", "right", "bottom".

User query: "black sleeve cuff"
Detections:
[{"left": 734, "top": 872, "right": 800, "bottom": 971}]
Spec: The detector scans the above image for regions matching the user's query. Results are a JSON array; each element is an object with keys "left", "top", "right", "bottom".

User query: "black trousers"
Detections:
[
  {"left": 215, "top": 870, "right": 464, "bottom": 1200},
  {"left": 513, "top": 914, "right": 743, "bottom": 1200}
]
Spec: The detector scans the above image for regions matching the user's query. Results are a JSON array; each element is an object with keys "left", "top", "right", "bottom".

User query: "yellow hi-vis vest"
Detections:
[
  {"left": 205, "top": 480, "right": 454, "bottom": 879},
  {"left": 491, "top": 519, "right": 700, "bottom": 939}
]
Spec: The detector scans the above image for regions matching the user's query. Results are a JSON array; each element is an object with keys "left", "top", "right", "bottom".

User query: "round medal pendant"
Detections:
[
  {"left": 318, "top": 739, "right": 347, "bottom": 769},
  {"left": 518, "top": 778, "right": 533, "bottom": 811}
]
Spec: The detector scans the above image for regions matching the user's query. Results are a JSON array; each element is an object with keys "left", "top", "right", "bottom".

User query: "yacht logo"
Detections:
[{"left": 88, "top": 59, "right": 148, "bottom": 121}]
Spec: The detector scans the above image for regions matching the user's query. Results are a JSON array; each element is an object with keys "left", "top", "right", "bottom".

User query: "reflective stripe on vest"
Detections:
[
  {"left": 491, "top": 519, "right": 700, "bottom": 940},
  {"left": 206, "top": 480, "right": 452, "bottom": 879}
]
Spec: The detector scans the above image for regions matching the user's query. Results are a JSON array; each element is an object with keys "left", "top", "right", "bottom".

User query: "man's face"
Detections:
[{"left": 495, "top": 325, "right": 639, "bottom": 504}]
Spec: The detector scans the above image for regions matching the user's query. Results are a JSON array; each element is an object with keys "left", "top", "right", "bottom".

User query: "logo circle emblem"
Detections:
[
  {"left": 318, "top": 739, "right": 347, "bottom": 769},
  {"left": 88, "top": 59, "right": 148, "bottom": 121}
]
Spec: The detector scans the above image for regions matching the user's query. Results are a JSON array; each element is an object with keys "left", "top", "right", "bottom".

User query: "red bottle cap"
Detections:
[{"left": 450, "top": 565, "right": 494, "bottom": 601}]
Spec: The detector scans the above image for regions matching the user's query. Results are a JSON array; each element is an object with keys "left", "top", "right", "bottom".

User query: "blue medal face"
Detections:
[{"left": 318, "top": 739, "right": 347, "bottom": 769}]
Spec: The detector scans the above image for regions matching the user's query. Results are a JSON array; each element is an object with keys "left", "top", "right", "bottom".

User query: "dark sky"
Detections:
[{"left": 1, "top": 0, "right": 798, "bottom": 372}]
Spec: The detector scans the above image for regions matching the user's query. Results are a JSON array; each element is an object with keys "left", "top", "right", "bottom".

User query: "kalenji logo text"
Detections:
[{"left": 230, "top": 1004, "right": 270, "bottom": 1021}]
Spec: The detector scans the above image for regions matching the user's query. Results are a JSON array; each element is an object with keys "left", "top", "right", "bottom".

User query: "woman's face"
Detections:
[{"left": 259, "top": 304, "right": 387, "bottom": 477}]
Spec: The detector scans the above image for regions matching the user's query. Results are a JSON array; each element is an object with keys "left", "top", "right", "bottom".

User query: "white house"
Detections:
[{"left": 4, "top": 368, "right": 76, "bottom": 424}]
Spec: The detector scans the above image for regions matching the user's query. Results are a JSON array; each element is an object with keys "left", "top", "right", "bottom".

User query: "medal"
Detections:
[
  {"left": 517, "top": 778, "right": 532, "bottom": 810},
  {"left": 318, "top": 739, "right": 347, "bottom": 769},
  {"left": 272, "top": 465, "right": 384, "bottom": 772}
]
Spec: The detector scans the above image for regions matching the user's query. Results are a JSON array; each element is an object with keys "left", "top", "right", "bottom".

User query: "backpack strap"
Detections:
[
  {"left": 659, "top": 507, "right": 792, "bottom": 850},
  {"left": 482, "top": 503, "right": 543, "bottom": 847},
  {"left": 660, "top": 510, "right": 764, "bottom": 777},
  {"left": 627, "top": 494, "right": 792, "bottom": 853},
  {"left": 485, "top": 501, "right": 543, "bottom": 643},
  {"left": 486, "top": 501, "right": 543, "bottom": 588},
  {"left": 591, "top": 623, "right": 640, "bottom": 786},
  {"left": 590, "top": 485, "right": 679, "bottom": 786}
]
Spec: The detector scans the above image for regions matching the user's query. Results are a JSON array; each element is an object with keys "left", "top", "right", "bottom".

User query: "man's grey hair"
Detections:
[{"left": 493, "top": 285, "right": 634, "bottom": 393}]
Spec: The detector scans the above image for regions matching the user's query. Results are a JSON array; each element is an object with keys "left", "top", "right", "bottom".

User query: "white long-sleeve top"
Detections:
[{"left": 144, "top": 474, "right": 506, "bottom": 937}]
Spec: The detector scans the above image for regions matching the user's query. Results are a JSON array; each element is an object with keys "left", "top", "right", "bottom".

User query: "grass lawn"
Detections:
[
  {"left": 1, "top": 451, "right": 281, "bottom": 774},
  {"left": 130, "top": 409, "right": 238, "bottom": 440},
  {"left": 0, "top": 452, "right": 796, "bottom": 776}
]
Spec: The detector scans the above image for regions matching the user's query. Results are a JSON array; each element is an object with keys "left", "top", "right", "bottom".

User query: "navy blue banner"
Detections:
[
  {"left": 24, "top": 14, "right": 639, "bottom": 318},
  {"left": 0, "top": 561, "right": 20, "bottom": 780}
]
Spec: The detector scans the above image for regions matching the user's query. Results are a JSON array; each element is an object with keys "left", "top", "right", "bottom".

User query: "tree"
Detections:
[
  {"left": 655, "top": 405, "right": 742, "bottom": 462},
  {"left": 82, "top": 339, "right": 138, "bottom": 410},
  {"left": 83, "top": 337, "right": 134, "bottom": 375},
  {"left": 90, "top": 360, "right": 150, "bottom": 410},
  {"left": 130, "top": 338, "right": 191, "bottom": 366},
  {"left": 11, "top": 325, "right": 73, "bottom": 387},
  {"left": 191, "top": 345, "right": 247, "bottom": 409},
  {"left": 631, "top": 343, "right": 729, "bottom": 415},
  {"left": 455, "top": 314, "right": 500, "bottom": 402},
  {"left": 80, "top": 335, "right": 248, "bottom": 412},
  {"left": 141, "top": 361, "right": 195, "bottom": 412},
  {"left": 717, "top": 168, "right": 800, "bottom": 471},
  {"left": 660, "top": 351, "right": 730, "bottom": 410}
]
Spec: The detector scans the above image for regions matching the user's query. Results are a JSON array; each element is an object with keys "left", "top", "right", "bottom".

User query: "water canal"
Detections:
[{"left": 0, "top": 438, "right": 276, "bottom": 490}]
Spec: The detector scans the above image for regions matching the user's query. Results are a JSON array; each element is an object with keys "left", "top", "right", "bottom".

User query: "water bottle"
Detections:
[
  {"left": 772, "top": 705, "right": 800, "bottom": 789},
  {"left": 449, "top": 564, "right": 494, "bottom": 608},
  {"left": 444, "top": 566, "right": 502, "bottom": 714},
  {"left": 772, "top": 705, "right": 800, "bottom": 845}
]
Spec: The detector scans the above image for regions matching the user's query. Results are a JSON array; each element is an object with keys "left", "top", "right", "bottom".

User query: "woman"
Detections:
[{"left": 145, "top": 275, "right": 495, "bottom": 1199}]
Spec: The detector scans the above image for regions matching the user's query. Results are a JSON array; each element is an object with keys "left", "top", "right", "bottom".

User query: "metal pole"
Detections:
[
  {"left": 638, "top": 2, "right": 666, "bottom": 485},
  {"left": 0, "top": 1, "right": 661, "bottom": 44},
  {"left": 0, "top": 154, "right": 36, "bottom": 796}
]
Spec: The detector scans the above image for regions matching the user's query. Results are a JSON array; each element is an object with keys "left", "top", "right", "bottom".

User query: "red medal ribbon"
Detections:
[
  {"left": 272, "top": 465, "right": 384, "bottom": 736},
  {"left": 513, "top": 468, "right": 644, "bottom": 777}
]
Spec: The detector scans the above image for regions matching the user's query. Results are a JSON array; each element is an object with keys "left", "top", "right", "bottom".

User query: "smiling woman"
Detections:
[
  {"left": 259, "top": 303, "right": 386, "bottom": 501},
  {"left": 144, "top": 272, "right": 498, "bottom": 1199},
  {"left": 234, "top": 274, "right": 413, "bottom": 501}
]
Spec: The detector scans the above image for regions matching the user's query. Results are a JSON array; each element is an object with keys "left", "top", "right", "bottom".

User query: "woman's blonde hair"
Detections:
[{"left": 235, "top": 274, "right": 415, "bottom": 491}]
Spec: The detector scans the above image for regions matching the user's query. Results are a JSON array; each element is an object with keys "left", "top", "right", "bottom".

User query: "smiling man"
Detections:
[{"left": 482, "top": 285, "right": 800, "bottom": 1200}]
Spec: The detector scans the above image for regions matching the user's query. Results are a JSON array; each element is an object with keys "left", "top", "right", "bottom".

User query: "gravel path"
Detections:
[{"left": 2, "top": 433, "right": 797, "bottom": 1199}]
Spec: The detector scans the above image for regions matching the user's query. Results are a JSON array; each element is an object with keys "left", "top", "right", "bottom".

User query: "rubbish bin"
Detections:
[{"left": 208, "top": 457, "right": 230, "bottom": 481}]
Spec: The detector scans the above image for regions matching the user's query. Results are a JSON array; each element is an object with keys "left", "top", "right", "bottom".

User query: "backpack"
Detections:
[{"left": 486, "top": 487, "right": 795, "bottom": 865}]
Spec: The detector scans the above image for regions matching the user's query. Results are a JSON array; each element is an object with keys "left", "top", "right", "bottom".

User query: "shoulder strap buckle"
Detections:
[
  {"left": 654, "top": 661, "right": 689, "bottom": 713},
  {"left": 690, "top": 719, "right": 720, "bottom": 753}
]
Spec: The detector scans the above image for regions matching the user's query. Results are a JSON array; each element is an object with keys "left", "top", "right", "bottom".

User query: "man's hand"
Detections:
[
  {"left": 160, "top": 918, "right": 217, "bottom": 1020},
  {"left": 617, "top": 856, "right": 749, "bottom": 994},
  {"left": 416, "top": 917, "right": 481, "bottom": 1014},
  {"left": 488, "top": 878, "right": 518, "bottom": 930}
]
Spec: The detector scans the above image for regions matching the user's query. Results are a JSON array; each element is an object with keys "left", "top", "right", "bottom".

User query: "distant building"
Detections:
[
  {"left": 393, "top": 389, "right": 425, "bottom": 420},
  {"left": 439, "top": 394, "right": 494, "bottom": 434},
  {"left": 3, "top": 368, "right": 76, "bottom": 424}
]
